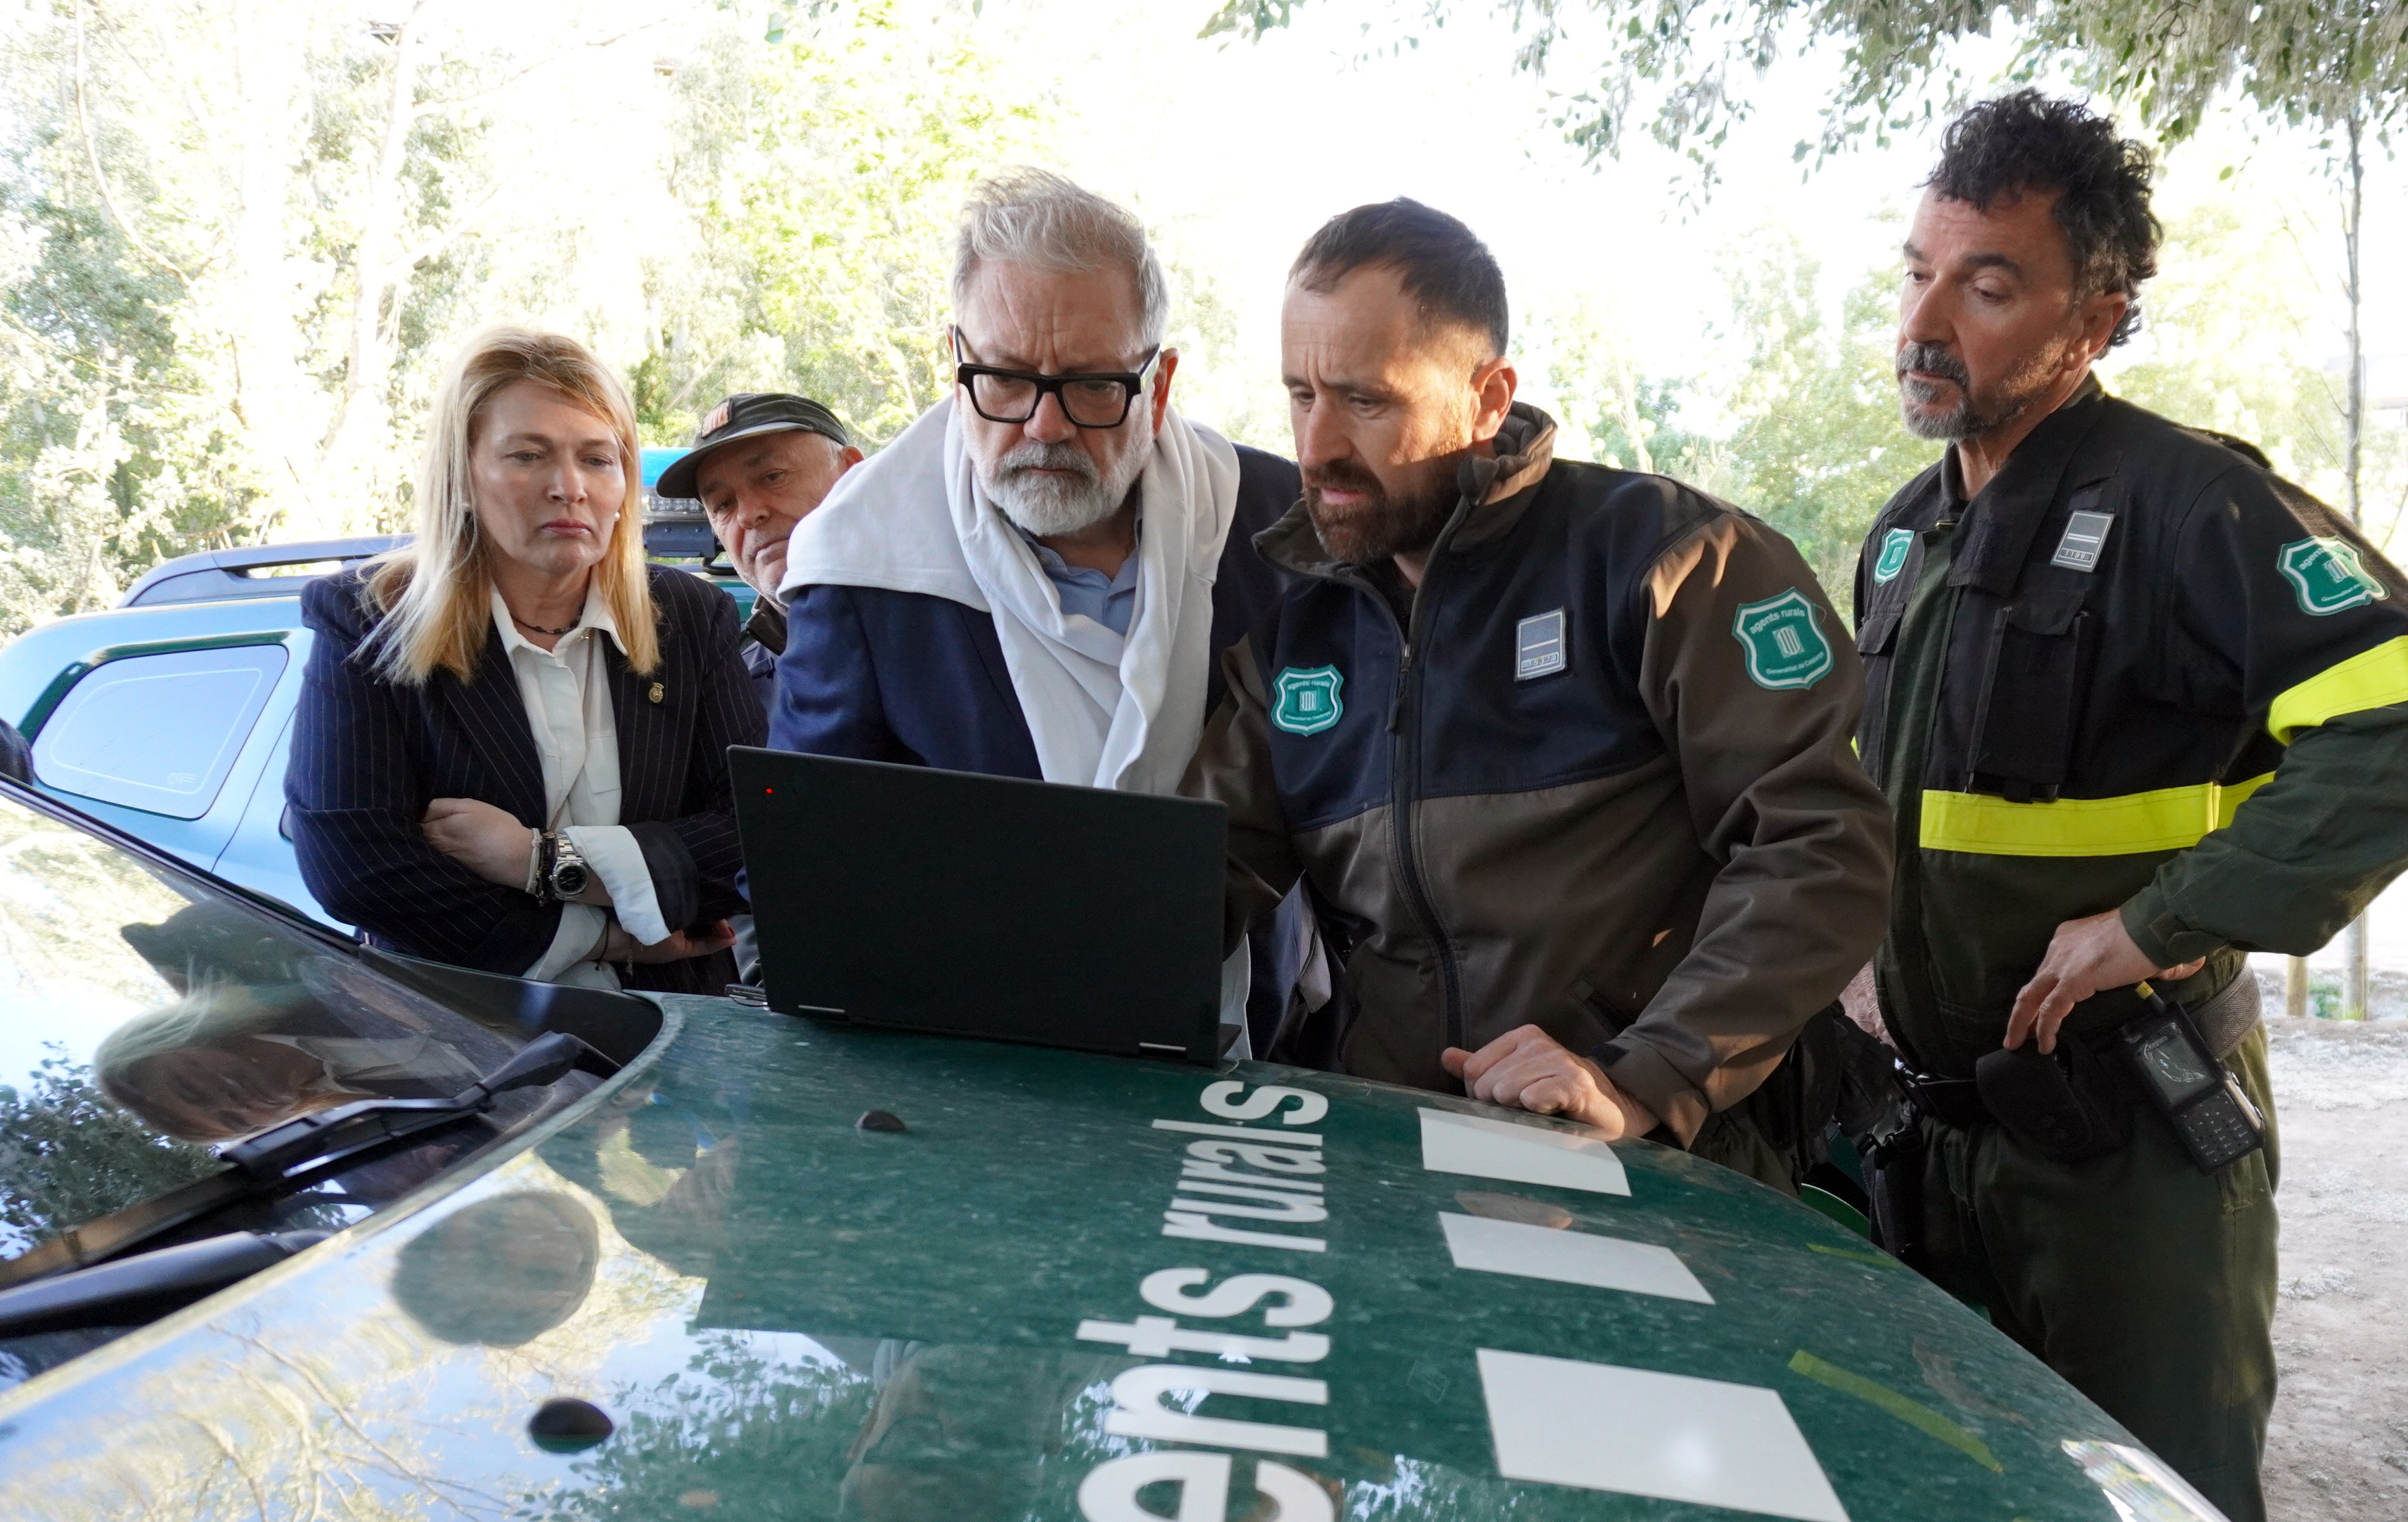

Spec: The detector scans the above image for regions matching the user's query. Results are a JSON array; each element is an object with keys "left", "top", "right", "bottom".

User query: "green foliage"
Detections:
[
  {"left": 1717, "top": 240, "right": 1912, "bottom": 615},
  {"left": 2107, "top": 200, "right": 2343, "bottom": 482},
  {"left": 0, "top": 1047, "right": 219, "bottom": 1258},
  {"left": 1540, "top": 294, "right": 1718, "bottom": 479},
  {"left": 635, "top": 2, "right": 1054, "bottom": 449},
  {"left": 2014, "top": 1, "right": 2407, "bottom": 142},
  {"left": 0, "top": 0, "right": 1062, "bottom": 634},
  {"left": 0, "top": 141, "right": 267, "bottom": 628},
  {"left": 1204, "top": 1, "right": 2406, "bottom": 163},
  {"left": 0, "top": 0, "right": 488, "bottom": 622},
  {"left": 1539, "top": 242, "right": 1911, "bottom": 619}
]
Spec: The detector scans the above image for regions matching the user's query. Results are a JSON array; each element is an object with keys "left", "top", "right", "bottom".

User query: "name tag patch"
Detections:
[
  {"left": 1516, "top": 610, "right": 1568, "bottom": 681},
  {"left": 2051, "top": 510, "right": 2116, "bottom": 572}
]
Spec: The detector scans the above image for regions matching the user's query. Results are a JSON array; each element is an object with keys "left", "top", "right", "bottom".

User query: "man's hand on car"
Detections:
[
  {"left": 2006, "top": 908, "right": 2206, "bottom": 1053},
  {"left": 1441, "top": 1024, "right": 1660, "bottom": 1140}
]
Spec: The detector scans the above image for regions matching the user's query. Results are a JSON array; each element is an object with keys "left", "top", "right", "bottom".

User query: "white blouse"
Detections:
[{"left": 490, "top": 586, "right": 670, "bottom": 989}]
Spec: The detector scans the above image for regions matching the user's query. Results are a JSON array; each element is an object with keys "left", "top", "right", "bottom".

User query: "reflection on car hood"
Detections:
[{"left": 0, "top": 994, "right": 2191, "bottom": 1521}]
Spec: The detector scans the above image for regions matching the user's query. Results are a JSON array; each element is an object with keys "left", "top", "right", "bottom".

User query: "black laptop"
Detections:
[{"left": 730, "top": 748, "right": 1229, "bottom": 1063}]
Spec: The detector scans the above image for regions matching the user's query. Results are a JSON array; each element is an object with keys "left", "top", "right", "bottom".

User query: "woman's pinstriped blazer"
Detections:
[{"left": 288, "top": 563, "right": 764, "bottom": 995}]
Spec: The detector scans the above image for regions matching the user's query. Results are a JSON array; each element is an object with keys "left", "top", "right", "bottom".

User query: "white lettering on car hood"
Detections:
[{"left": 1074, "top": 1079, "right": 1341, "bottom": 1518}]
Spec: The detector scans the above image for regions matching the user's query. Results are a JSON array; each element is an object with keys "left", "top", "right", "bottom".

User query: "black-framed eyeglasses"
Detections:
[{"left": 953, "top": 335, "right": 1160, "bottom": 429}]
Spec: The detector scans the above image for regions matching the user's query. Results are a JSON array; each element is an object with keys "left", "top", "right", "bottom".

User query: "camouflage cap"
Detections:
[{"left": 655, "top": 393, "right": 852, "bottom": 501}]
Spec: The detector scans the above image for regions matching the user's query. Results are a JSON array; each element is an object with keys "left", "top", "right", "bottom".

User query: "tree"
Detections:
[
  {"left": 2106, "top": 197, "right": 2353, "bottom": 497},
  {"left": 1715, "top": 243, "right": 1911, "bottom": 617},
  {"left": 1538, "top": 292, "right": 1719, "bottom": 480},
  {"left": 1202, "top": 1, "right": 2407, "bottom": 169},
  {"left": 0, "top": 66, "right": 266, "bottom": 625},
  {"left": 0, "top": 0, "right": 626, "bottom": 619},
  {"left": 316, "top": 3, "right": 672, "bottom": 503},
  {"left": 633, "top": 1, "right": 1055, "bottom": 450},
  {"left": 1533, "top": 246, "right": 1910, "bottom": 620},
  {"left": 0, "top": 0, "right": 1065, "bottom": 634},
  {"left": 0, "top": 1050, "right": 218, "bottom": 1258}
]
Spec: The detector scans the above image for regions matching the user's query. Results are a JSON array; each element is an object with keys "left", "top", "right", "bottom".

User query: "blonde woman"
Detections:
[{"left": 289, "top": 329, "right": 762, "bottom": 993}]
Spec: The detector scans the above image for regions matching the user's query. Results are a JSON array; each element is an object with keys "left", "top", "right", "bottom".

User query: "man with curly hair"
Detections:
[{"left": 1856, "top": 91, "right": 2408, "bottom": 1521}]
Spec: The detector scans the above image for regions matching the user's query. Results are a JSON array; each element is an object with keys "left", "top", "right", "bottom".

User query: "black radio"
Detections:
[{"left": 2118, "top": 981, "right": 2266, "bottom": 1173}]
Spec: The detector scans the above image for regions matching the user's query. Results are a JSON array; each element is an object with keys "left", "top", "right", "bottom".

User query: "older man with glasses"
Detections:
[
  {"left": 771, "top": 167, "right": 1297, "bottom": 795},
  {"left": 769, "top": 168, "right": 1303, "bottom": 1050}
]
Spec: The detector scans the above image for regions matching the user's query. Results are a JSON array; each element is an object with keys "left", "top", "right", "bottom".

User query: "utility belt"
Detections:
[
  {"left": 1897, "top": 970, "right": 2262, "bottom": 1131},
  {"left": 1865, "top": 973, "right": 2267, "bottom": 1263}
]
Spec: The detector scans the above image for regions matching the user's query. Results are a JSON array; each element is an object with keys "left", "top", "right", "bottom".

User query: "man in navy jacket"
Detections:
[
  {"left": 766, "top": 169, "right": 1301, "bottom": 1047},
  {"left": 769, "top": 168, "right": 1296, "bottom": 789}
]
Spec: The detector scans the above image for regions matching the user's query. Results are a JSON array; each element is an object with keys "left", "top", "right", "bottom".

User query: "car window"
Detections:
[
  {"left": 0, "top": 788, "right": 574, "bottom": 1388},
  {"left": 32, "top": 643, "right": 285, "bottom": 820}
]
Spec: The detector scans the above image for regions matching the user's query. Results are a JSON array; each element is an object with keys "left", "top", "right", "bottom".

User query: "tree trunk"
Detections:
[
  {"left": 1617, "top": 362, "right": 1654, "bottom": 475},
  {"left": 2341, "top": 110, "right": 2371, "bottom": 1020},
  {"left": 223, "top": 0, "right": 322, "bottom": 536},
  {"left": 316, "top": 1, "right": 431, "bottom": 522}
]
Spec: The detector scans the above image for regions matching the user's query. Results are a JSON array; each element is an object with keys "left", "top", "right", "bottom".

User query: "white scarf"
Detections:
[{"left": 780, "top": 395, "right": 1242, "bottom": 794}]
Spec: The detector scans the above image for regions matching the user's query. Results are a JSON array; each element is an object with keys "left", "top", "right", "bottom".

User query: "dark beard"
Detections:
[{"left": 1303, "top": 458, "right": 1459, "bottom": 565}]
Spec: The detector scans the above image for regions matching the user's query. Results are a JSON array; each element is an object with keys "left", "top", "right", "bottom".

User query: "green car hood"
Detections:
[{"left": 0, "top": 995, "right": 2215, "bottom": 1521}]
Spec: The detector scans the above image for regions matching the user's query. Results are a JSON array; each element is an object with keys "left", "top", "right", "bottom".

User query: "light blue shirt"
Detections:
[{"left": 1021, "top": 527, "right": 1141, "bottom": 638}]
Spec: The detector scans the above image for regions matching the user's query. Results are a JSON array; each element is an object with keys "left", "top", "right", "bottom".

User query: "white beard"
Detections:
[{"left": 981, "top": 412, "right": 1152, "bottom": 536}]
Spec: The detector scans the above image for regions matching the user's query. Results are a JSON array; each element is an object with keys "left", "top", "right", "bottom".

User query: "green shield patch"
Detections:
[
  {"left": 2278, "top": 536, "right": 2388, "bottom": 617},
  {"left": 1872, "top": 527, "right": 1914, "bottom": 584},
  {"left": 1732, "top": 589, "right": 1834, "bottom": 690},
  {"left": 1271, "top": 665, "right": 1344, "bottom": 735}
]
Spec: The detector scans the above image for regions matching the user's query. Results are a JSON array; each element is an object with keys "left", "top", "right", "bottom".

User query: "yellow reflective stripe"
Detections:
[
  {"left": 2266, "top": 635, "right": 2408, "bottom": 743},
  {"left": 2213, "top": 771, "right": 2272, "bottom": 827},
  {"left": 1920, "top": 773, "right": 2274, "bottom": 858}
]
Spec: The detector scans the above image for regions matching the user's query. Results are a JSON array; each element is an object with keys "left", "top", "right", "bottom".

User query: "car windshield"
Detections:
[{"left": 0, "top": 786, "right": 575, "bottom": 1386}]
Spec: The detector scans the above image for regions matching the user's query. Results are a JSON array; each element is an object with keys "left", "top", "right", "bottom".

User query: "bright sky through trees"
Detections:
[
  {"left": 0, "top": 0, "right": 2399, "bottom": 636},
  {"left": 992, "top": 1, "right": 2406, "bottom": 467}
]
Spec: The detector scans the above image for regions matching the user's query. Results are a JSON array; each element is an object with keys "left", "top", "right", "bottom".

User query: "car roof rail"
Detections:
[
  {"left": 119, "top": 537, "right": 405, "bottom": 609},
  {"left": 119, "top": 529, "right": 740, "bottom": 611}
]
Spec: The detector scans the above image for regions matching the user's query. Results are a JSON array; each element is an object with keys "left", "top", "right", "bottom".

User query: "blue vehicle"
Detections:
[{"left": 0, "top": 449, "right": 737, "bottom": 929}]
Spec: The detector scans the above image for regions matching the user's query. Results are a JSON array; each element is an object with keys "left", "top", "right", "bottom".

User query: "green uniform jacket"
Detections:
[{"left": 1856, "top": 376, "right": 2408, "bottom": 1076}]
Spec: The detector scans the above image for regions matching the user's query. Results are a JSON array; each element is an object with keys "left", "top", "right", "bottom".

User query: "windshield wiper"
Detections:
[
  {"left": 0, "top": 1032, "right": 617, "bottom": 1296},
  {"left": 222, "top": 1030, "right": 615, "bottom": 1182},
  {"left": 0, "top": 1230, "right": 332, "bottom": 1339}
]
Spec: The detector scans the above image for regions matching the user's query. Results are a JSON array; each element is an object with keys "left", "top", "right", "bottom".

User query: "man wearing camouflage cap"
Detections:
[{"left": 659, "top": 393, "right": 863, "bottom": 707}]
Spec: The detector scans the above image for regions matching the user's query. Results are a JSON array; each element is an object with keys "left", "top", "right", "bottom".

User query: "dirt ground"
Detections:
[{"left": 2255, "top": 991, "right": 2408, "bottom": 1520}]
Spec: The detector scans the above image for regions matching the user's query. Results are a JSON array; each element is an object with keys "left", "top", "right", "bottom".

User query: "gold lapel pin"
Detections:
[{"left": 648, "top": 683, "right": 664, "bottom": 705}]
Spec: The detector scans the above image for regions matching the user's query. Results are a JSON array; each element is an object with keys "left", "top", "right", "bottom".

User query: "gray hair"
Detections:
[{"left": 951, "top": 168, "right": 1169, "bottom": 353}]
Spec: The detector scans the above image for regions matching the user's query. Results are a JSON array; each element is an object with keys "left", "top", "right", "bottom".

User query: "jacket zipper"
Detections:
[{"left": 1348, "top": 562, "right": 1465, "bottom": 1057}]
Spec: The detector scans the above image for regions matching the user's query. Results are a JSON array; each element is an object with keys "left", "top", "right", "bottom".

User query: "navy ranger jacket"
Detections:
[{"left": 1184, "top": 404, "right": 1893, "bottom": 1165}]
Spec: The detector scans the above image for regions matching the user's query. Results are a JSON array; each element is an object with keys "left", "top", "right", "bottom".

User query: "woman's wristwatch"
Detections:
[{"left": 539, "top": 830, "right": 591, "bottom": 903}]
